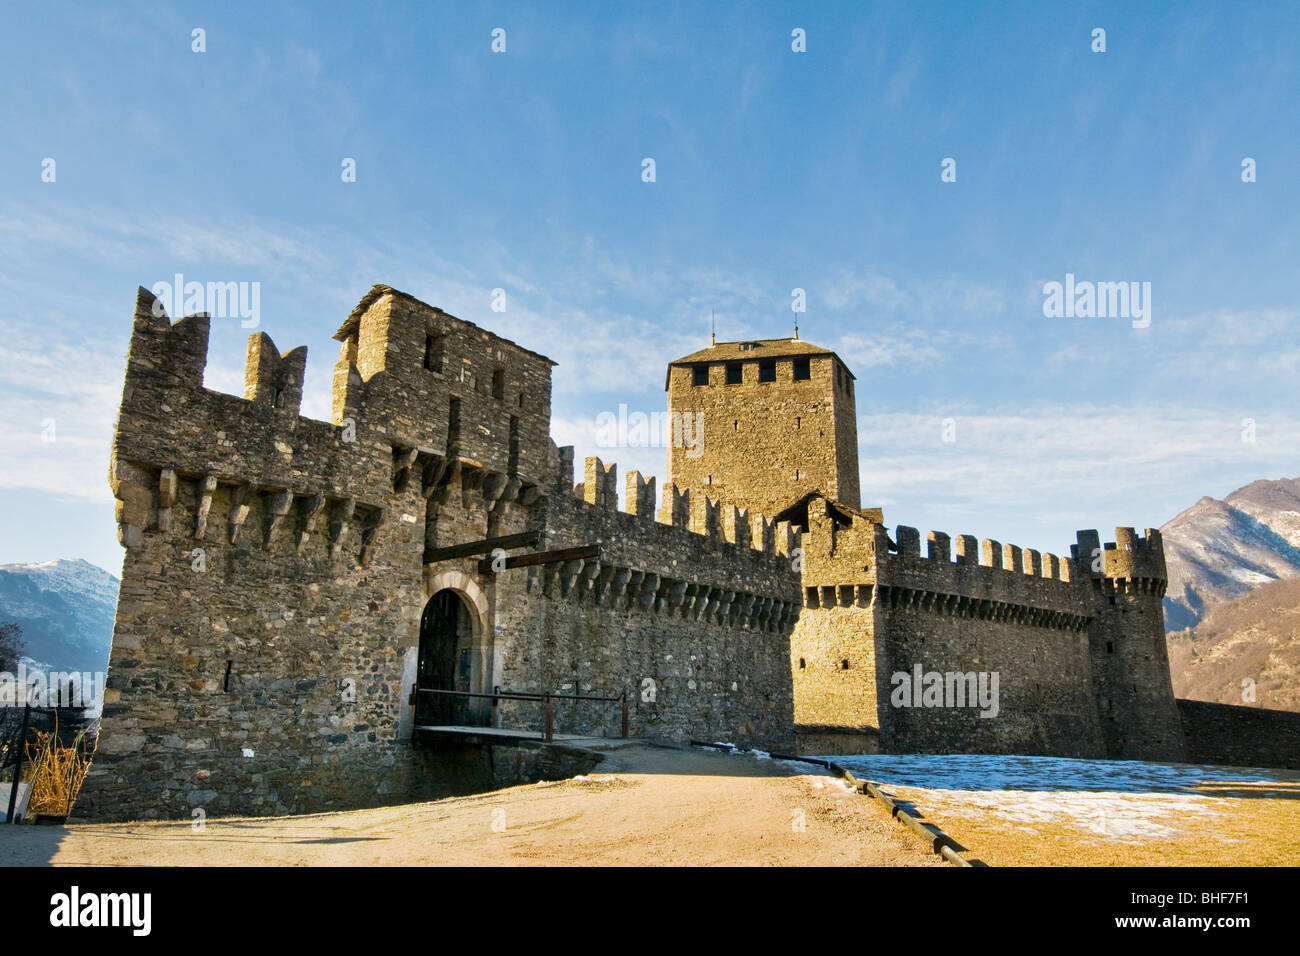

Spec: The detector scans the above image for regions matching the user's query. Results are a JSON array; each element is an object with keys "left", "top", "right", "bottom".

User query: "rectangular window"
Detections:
[
  {"left": 424, "top": 334, "right": 445, "bottom": 372},
  {"left": 792, "top": 357, "right": 810, "bottom": 381},
  {"left": 725, "top": 363, "right": 742, "bottom": 385},
  {"left": 492, "top": 368, "right": 505, "bottom": 400},
  {"left": 759, "top": 359, "right": 776, "bottom": 382},
  {"left": 692, "top": 365, "right": 709, "bottom": 386}
]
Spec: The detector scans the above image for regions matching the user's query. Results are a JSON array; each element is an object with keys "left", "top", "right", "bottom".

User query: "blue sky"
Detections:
[{"left": 1, "top": 1, "right": 1298, "bottom": 576}]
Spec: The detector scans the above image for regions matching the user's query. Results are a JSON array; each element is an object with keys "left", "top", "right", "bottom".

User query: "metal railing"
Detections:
[{"left": 414, "top": 686, "right": 628, "bottom": 742}]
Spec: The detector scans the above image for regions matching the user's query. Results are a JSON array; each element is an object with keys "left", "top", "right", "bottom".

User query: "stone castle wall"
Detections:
[
  {"left": 787, "top": 493, "right": 1186, "bottom": 761},
  {"left": 1177, "top": 699, "right": 1300, "bottom": 770},
  {"left": 83, "top": 282, "right": 1205, "bottom": 823},
  {"left": 80, "top": 287, "right": 803, "bottom": 821}
]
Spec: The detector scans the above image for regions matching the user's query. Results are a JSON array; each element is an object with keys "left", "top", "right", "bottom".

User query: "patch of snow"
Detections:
[{"left": 819, "top": 754, "right": 1289, "bottom": 843}]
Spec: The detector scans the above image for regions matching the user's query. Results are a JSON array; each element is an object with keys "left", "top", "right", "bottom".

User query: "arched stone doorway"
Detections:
[
  {"left": 416, "top": 589, "right": 473, "bottom": 726},
  {"left": 413, "top": 570, "right": 494, "bottom": 729}
]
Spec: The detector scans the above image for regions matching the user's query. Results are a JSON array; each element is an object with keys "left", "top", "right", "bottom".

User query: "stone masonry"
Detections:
[
  {"left": 83, "top": 284, "right": 1192, "bottom": 821},
  {"left": 81, "top": 286, "right": 800, "bottom": 821}
]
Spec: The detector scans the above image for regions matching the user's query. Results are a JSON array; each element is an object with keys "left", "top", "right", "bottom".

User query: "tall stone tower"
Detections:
[
  {"left": 1077, "top": 527, "right": 1187, "bottom": 762},
  {"left": 665, "top": 337, "right": 860, "bottom": 518}
]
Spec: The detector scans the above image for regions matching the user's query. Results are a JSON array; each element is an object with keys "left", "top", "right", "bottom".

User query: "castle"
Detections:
[{"left": 78, "top": 284, "right": 1187, "bottom": 821}]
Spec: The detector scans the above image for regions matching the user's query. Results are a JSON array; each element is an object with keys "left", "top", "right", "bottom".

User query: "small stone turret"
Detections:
[{"left": 1079, "top": 527, "right": 1186, "bottom": 762}]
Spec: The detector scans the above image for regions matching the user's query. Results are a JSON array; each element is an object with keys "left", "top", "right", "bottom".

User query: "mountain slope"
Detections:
[
  {"left": 0, "top": 559, "right": 119, "bottom": 673},
  {"left": 1160, "top": 477, "right": 1300, "bottom": 631},
  {"left": 1166, "top": 576, "right": 1300, "bottom": 712}
]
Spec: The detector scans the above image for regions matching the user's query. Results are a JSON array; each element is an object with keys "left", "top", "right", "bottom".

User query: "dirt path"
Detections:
[{"left": 0, "top": 744, "right": 940, "bottom": 866}]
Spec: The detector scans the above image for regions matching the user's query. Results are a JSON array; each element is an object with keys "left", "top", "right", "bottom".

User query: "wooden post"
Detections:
[
  {"left": 620, "top": 690, "right": 629, "bottom": 739},
  {"left": 543, "top": 693, "right": 554, "bottom": 742},
  {"left": 6, "top": 704, "right": 31, "bottom": 824}
]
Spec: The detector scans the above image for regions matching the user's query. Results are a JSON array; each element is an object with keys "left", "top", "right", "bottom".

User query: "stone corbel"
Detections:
[
  {"left": 493, "top": 476, "right": 523, "bottom": 516},
  {"left": 264, "top": 488, "right": 294, "bottom": 547},
  {"left": 156, "top": 467, "right": 178, "bottom": 533},
  {"left": 421, "top": 455, "right": 448, "bottom": 499},
  {"left": 622, "top": 570, "right": 644, "bottom": 609},
  {"left": 228, "top": 484, "right": 251, "bottom": 546},
  {"left": 194, "top": 474, "right": 219, "bottom": 540},
  {"left": 637, "top": 573, "right": 660, "bottom": 610},
  {"left": 359, "top": 507, "right": 387, "bottom": 566},
  {"left": 434, "top": 460, "right": 462, "bottom": 507},
  {"left": 558, "top": 558, "right": 585, "bottom": 598},
  {"left": 481, "top": 470, "right": 509, "bottom": 506},
  {"left": 607, "top": 567, "right": 632, "bottom": 605},
  {"left": 329, "top": 497, "right": 356, "bottom": 559},
  {"left": 296, "top": 494, "right": 326, "bottom": 553},
  {"left": 714, "top": 590, "right": 735, "bottom": 626},
  {"left": 679, "top": 582, "right": 700, "bottom": 619},
  {"left": 593, "top": 564, "right": 617, "bottom": 606},
  {"left": 393, "top": 447, "right": 419, "bottom": 493},
  {"left": 735, "top": 592, "right": 755, "bottom": 628},
  {"left": 769, "top": 599, "right": 786, "bottom": 630},
  {"left": 109, "top": 456, "right": 153, "bottom": 550},
  {"left": 577, "top": 559, "right": 602, "bottom": 602},
  {"left": 541, "top": 562, "right": 561, "bottom": 598}
]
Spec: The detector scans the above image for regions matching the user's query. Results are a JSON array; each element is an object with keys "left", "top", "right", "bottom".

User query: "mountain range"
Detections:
[
  {"left": 0, "top": 559, "right": 119, "bottom": 674},
  {"left": 1166, "top": 576, "right": 1300, "bottom": 712},
  {"left": 1160, "top": 477, "right": 1300, "bottom": 632}
]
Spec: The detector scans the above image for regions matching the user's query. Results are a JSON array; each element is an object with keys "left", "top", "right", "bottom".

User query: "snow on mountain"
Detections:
[
  {"left": 1160, "top": 478, "right": 1300, "bottom": 631},
  {"left": 0, "top": 558, "right": 119, "bottom": 674}
]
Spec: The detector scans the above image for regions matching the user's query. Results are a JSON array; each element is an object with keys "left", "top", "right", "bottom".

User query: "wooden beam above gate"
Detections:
[
  {"left": 423, "top": 529, "right": 542, "bottom": 565},
  {"left": 477, "top": 544, "right": 600, "bottom": 574}
]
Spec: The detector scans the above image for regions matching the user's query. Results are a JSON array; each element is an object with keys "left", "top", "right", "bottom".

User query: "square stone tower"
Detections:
[{"left": 665, "top": 337, "right": 860, "bottom": 518}]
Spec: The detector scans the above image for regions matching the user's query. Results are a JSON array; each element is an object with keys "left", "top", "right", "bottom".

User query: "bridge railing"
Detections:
[{"left": 414, "top": 686, "right": 629, "bottom": 742}]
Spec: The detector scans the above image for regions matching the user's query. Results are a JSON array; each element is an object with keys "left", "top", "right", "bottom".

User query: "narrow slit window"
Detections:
[
  {"left": 492, "top": 368, "right": 505, "bottom": 400},
  {"left": 424, "top": 334, "right": 445, "bottom": 372}
]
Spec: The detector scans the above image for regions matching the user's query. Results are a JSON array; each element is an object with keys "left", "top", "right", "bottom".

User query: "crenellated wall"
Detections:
[
  {"left": 81, "top": 286, "right": 804, "bottom": 821},
  {"left": 84, "top": 283, "right": 1192, "bottom": 822},
  {"left": 788, "top": 493, "right": 1185, "bottom": 761}
]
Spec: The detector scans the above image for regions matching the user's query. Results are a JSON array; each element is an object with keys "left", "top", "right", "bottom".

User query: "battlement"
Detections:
[
  {"left": 110, "top": 287, "right": 557, "bottom": 563},
  {"left": 871, "top": 524, "right": 1088, "bottom": 622},
  {"left": 883, "top": 525, "right": 1075, "bottom": 583},
  {"left": 1071, "top": 527, "right": 1167, "bottom": 589},
  {"left": 564, "top": 454, "right": 799, "bottom": 564}
]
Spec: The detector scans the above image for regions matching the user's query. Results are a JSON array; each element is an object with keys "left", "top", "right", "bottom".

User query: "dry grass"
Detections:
[{"left": 24, "top": 721, "right": 92, "bottom": 820}]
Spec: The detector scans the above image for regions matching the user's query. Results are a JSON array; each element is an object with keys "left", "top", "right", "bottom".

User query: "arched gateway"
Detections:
[{"left": 415, "top": 571, "right": 493, "bottom": 728}]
